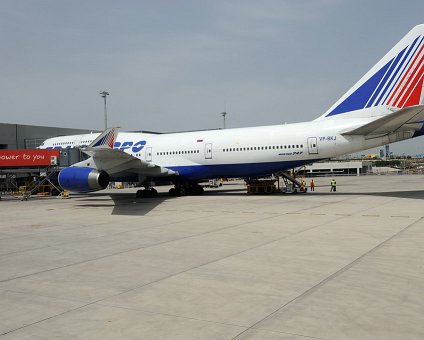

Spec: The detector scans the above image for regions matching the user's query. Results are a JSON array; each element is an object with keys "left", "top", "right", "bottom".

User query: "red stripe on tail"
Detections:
[
  {"left": 387, "top": 43, "right": 424, "bottom": 106},
  {"left": 398, "top": 63, "right": 424, "bottom": 108}
]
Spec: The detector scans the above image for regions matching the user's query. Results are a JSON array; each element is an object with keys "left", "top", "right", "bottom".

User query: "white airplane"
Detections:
[{"left": 41, "top": 24, "right": 424, "bottom": 196}]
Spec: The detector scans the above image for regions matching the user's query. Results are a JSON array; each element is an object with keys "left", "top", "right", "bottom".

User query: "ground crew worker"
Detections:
[
  {"left": 300, "top": 179, "right": 306, "bottom": 191},
  {"left": 330, "top": 179, "right": 337, "bottom": 192},
  {"left": 310, "top": 179, "right": 315, "bottom": 191}
]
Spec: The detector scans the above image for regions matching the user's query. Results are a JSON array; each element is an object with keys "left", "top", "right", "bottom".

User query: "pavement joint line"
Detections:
[
  {"left": 0, "top": 206, "right": 301, "bottom": 283},
  {"left": 0, "top": 208, "right": 349, "bottom": 336},
  {"left": 0, "top": 288, "right": 249, "bottom": 334},
  {"left": 230, "top": 216, "right": 424, "bottom": 340},
  {"left": 0, "top": 287, "right": 89, "bottom": 305},
  {"left": 96, "top": 303, "right": 249, "bottom": 329},
  {"left": 0, "top": 210, "right": 230, "bottom": 259},
  {"left": 238, "top": 327, "right": 330, "bottom": 340},
  {"left": 0, "top": 220, "right": 112, "bottom": 242}
]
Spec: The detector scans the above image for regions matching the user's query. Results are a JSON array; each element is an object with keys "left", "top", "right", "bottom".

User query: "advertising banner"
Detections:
[{"left": 0, "top": 149, "right": 60, "bottom": 167}]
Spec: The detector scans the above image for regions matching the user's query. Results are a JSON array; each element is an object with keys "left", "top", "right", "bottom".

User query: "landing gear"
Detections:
[
  {"left": 168, "top": 183, "right": 204, "bottom": 196},
  {"left": 136, "top": 188, "right": 158, "bottom": 198},
  {"left": 135, "top": 182, "right": 205, "bottom": 198},
  {"left": 168, "top": 186, "right": 186, "bottom": 197}
]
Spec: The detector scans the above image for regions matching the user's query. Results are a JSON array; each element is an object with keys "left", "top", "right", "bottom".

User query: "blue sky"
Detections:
[{"left": 1, "top": 0, "right": 424, "bottom": 154}]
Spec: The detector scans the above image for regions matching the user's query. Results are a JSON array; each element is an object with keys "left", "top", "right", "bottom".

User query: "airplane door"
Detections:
[
  {"left": 307, "top": 137, "right": 318, "bottom": 154},
  {"left": 205, "top": 143, "right": 212, "bottom": 159},
  {"left": 146, "top": 147, "right": 152, "bottom": 162}
]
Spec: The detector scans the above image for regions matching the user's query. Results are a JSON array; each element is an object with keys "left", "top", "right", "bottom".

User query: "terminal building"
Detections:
[
  {"left": 0, "top": 123, "right": 97, "bottom": 150},
  {"left": 0, "top": 123, "right": 99, "bottom": 195},
  {"left": 298, "top": 161, "right": 373, "bottom": 177}
]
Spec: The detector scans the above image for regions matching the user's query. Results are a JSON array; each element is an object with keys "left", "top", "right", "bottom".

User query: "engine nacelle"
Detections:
[{"left": 58, "top": 167, "right": 110, "bottom": 192}]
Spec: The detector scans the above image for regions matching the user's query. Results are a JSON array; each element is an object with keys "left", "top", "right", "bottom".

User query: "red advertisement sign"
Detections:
[{"left": 0, "top": 149, "right": 60, "bottom": 167}]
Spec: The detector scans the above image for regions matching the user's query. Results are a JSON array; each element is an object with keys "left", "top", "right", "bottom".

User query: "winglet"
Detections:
[{"left": 88, "top": 127, "right": 119, "bottom": 149}]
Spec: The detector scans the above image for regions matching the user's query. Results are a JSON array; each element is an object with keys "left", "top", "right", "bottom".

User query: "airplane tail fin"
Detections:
[
  {"left": 88, "top": 127, "right": 119, "bottom": 149},
  {"left": 317, "top": 24, "right": 424, "bottom": 120}
]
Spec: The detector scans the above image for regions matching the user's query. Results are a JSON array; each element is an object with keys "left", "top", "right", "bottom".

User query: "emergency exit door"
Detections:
[
  {"left": 205, "top": 143, "right": 212, "bottom": 159},
  {"left": 307, "top": 137, "right": 318, "bottom": 154}
]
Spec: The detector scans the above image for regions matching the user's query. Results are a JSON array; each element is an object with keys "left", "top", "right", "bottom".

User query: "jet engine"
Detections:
[{"left": 58, "top": 167, "right": 110, "bottom": 192}]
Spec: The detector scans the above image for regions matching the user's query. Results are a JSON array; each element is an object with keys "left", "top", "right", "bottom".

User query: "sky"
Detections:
[{"left": 1, "top": 0, "right": 424, "bottom": 155}]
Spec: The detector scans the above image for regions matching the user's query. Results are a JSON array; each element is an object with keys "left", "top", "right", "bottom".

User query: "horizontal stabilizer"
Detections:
[{"left": 341, "top": 105, "right": 424, "bottom": 136}]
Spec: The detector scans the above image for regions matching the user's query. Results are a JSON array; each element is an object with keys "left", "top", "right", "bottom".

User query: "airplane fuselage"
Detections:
[{"left": 42, "top": 118, "right": 415, "bottom": 182}]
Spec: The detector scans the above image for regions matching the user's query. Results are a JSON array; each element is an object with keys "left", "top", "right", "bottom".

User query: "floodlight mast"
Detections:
[
  {"left": 99, "top": 91, "right": 109, "bottom": 129},
  {"left": 220, "top": 111, "right": 227, "bottom": 129}
]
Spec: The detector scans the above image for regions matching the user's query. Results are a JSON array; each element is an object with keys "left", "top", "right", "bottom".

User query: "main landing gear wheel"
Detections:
[
  {"left": 136, "top": 188, "right": 158, "bottom": 198},
  {"left": 168, "top": 187, "right": 186, "bottom": 197},
  {"left": 190, "top": 184, "right": 204, "bottom": 195},
  {"left": 168, "top": 183, "right": 204, "bottom": 196}
]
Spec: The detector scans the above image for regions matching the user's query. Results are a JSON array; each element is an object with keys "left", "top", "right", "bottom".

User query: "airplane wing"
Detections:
[
  {"left": 80, "top": 127, "right": 177, "bottom": 177},
  {"left": 341, "top": 105, "right": 424, "bottom": 137}
]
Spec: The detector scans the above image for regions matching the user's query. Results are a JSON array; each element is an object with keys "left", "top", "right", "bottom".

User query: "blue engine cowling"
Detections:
[{"left": 58, "top": 167, "right": 110, "bottom": 192}]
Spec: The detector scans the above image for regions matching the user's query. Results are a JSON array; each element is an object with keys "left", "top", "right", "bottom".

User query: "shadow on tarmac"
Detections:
[
  {"left": 73, "top": 192, "right": 175, "bottom": 216},
  {"left": 308, "top": 190, "right": 424, "bottom": 200},
  {"left": 71, "top": 187, "right": 424, "bottom": 216},
  {"left": 207, "top": 191, "right": 424, "bottom": 200}
]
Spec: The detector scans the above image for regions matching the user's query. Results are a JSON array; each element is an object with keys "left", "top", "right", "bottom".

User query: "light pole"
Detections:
[
  {"left": 220, "top": 111, "right": 227, "bottom": 129},
  {"left": 99, "top": 91, "right": 109, "bottom": 129}
]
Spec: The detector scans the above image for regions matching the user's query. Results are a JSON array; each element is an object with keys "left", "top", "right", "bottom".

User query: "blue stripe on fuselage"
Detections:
[
  {"left": 413, "top": 123, "right": 424, "bottom": 138},
  {"left": 109, "top": 160, "right": 322, "bottom": 183},
  {"left": 166, "top": 159, "right": 322, "bottom": 181}
]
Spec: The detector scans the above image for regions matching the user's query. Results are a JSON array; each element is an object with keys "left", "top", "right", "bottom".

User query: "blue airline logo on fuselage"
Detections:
[
  {"left": 114, "top": 140, "right": 146, "bottom": 152},
  {"left": 47, "top": 140, "right": 147, "bottom": 153}
]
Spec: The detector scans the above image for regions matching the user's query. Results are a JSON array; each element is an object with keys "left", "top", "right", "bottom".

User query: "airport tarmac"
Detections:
[{"left": 0, "top": 175, "right": 424, "bottom": 339}]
